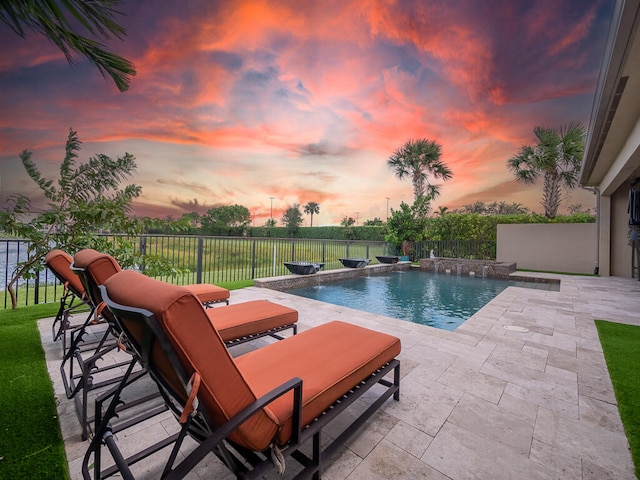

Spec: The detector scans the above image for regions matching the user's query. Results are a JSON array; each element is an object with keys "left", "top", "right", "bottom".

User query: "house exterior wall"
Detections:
[
  {"left": 497, "top": 224, "right": 597, "bottom": 274},
  {"left": 598, "top": 195, "right": 612, "bottom": 276},
  {"left": 610, "top": 184, "right": 634, "bottom": 276}
]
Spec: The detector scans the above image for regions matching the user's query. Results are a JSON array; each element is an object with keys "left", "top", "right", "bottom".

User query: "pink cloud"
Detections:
[{"left": 0, "top": 0, "right": 613, "bottom": 223}]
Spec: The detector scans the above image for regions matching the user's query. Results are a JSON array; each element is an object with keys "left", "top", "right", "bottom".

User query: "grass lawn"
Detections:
[
  {"left": 0, "top": 303, "right": 69, "bottom": 480},
  {"left": 596, "top": 320, "right": 640, "bottom": 477}
]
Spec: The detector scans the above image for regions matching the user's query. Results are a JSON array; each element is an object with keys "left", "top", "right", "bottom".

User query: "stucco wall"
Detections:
[
  {"left": 610, "top": 184, "right": 634, "bottom": 277},
  {"left": 497, "top": 223, "right": 597, "bottom": 274}
]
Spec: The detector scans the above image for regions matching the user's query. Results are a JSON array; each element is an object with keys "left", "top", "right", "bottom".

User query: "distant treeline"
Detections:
[{"left": 144, "top": 213, "right": 595, "bottom": 242}]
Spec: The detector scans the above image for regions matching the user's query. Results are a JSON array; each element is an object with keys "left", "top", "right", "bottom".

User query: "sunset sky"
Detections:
[{"left": 0, "top": 0, "right": 614, "bottom": 225}]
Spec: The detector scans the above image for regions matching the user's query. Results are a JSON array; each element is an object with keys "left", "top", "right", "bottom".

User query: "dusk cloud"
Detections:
[{"left": 0, "top": 0, "right": 613, "bottom": 224}]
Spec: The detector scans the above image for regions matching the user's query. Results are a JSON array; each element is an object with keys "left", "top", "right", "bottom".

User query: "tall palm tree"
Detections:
[
  {"left": 303, "top": 202, "right": 320, "bottom": 226},
  {"left": 1, "top": 0, "right": 136, "bottom": 91},
  {"left": 387, "top": 139, "right": 453, "bottom": 201},
  {"left": 507, "top": 123, "right": 585, "bottom": 218}
]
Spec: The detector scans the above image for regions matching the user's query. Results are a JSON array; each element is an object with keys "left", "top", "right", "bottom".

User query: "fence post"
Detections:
[
  {"left": 273, "top": 242, "right": 277, "bottom": 276},
  {"left": 346, "top": 241, "right": 350, "bottom": 258},
  {"left": 34, "top": 273, "right": 40, "bottom": 305},
  {"left": 291, "top": 241, "right": 295, "bottom": 262},
  {"left": 197, "top": 237, "right": 204, "bottom": 284},
  {"left": 366, "top": 244, "right": 369, "bottom": 259},
  {"left": 251, "top": 240, "right": 256, "bottom": 279},
  {"left": 137, "top": 235, "right": 147, "bottom": 272}
]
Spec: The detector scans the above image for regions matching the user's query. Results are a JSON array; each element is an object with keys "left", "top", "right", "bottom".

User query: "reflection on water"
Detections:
[
  {"left": 286, "top": 270, "right": 558, "bottom": 331},
  {"left": 0, "top": 241, "right": 51, "bottom": 290}
]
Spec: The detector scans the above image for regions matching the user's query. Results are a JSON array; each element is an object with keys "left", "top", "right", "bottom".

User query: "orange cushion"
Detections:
[
  {"left": 102, "top": 270, "right": 280, "bottom": 452},
  {"left": 185, "top": 283, "right": 229, "bottom": 304},
  {"left": 235, "top": 321, "right": 401, "bottom": 447},
  {"left": 207, "top": 300, "right": 297, "bottom": 342},
  {"left": 103, "top": 271, "right": 401, "bottom": 454},
  {"left": 45, "top": 250, "right": 85, "bottom": 297},
  {"left": 73, "top": 249, "right": 121, "bottom": 285}
]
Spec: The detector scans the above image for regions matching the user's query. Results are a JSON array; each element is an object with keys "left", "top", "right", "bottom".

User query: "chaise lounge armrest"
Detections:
[{"left": 165, "top": 376, "right": 303, "bottom": 479}]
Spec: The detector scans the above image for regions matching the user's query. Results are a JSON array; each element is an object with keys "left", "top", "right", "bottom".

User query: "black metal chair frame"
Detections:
[
  {"left": 82, "top": 285, "right": 400, "bottom": 480},
  {"left": 63, "top": 267, "right": 299, "bottom": 441},
  {"left": 63, "top": 263, "right": 153, "bottom": 440},
  {"left": 44, "top": 256, "right": 95, "bottom": 354}
]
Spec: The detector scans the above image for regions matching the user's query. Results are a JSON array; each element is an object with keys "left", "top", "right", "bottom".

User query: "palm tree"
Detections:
[
  {"left": 303, "top": 202, "right": 320, "bottom": 226},
  {"left": 434, "top": 206, "right": 449, "bottom": 216},
  {"left": 1, "top": 0, "right": 136, "bottom": 91},
  {"left": 507, "top": 123, "right": 585, "bottom": 218},
  {"left": 387, "top": 139, "right": 453, "bottom": 201}
]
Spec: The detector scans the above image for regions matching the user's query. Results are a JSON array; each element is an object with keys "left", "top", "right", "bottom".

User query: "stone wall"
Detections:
[
  {"left": 419, "top": 257, "right": 516, "bottom": 278},
  {"left": 254, "top": 261, "right": 411, "bottom": 290}
]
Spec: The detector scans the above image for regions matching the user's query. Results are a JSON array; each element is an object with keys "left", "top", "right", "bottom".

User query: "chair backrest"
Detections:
[
  {"left": 72, "top": 249, "right": 122, "bottom": 308},
  {"left": 102, "top": 270, "right": 280, "bottom": 451},
  {"left": 44, "top": 249, "right": 86, "bottom": 299}
]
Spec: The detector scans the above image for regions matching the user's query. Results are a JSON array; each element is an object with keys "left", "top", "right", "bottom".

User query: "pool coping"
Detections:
[
  {"left": 253, "top": 261, "right": 412, "bottom": 290},
  {"left": 254, "top": 261, "right": 562, "bottom": 292}
]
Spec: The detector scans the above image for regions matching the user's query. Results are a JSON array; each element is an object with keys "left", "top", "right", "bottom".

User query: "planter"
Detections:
[
  {"left": 339, "top": 258, "right": 371, "bottom": 268},
  {"left": 283, "top": 261, "right": 325, "bottom": 275},
  {"left": 376, "top": 255, "right": 399, "bottom": 264}
]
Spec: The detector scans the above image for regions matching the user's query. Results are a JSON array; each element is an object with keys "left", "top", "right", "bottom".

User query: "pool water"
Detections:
[{"left": 285, "top": 270, "right": 559, "bottom": 331}]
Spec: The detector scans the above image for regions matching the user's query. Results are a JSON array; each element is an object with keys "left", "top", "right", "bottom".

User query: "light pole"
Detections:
[
  {"left": 386, "top": 197, "right": 390, "bottom": 220},
  {"left": 355, "top": 212, "right": 359, "bottom": 225},
  {"left": 270, "top": 196, "right": 275, "bottom": 219}
]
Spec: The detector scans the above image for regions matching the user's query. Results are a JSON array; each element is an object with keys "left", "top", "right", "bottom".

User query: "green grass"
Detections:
[
  {"left": 0, "top": 303, "right": 69, "bottom": 480},
  {"left": 596, "top": 320, "right": 640, "bottom": 477}
]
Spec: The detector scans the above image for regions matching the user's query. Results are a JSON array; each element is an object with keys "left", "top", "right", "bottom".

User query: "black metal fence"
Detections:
[{"left": 1, "top": 236, "right": 496, "bottom": 309}]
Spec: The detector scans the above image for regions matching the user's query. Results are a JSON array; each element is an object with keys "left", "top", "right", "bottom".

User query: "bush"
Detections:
[{"left": 423, "top": 213, "right": 595, "bottom": 242}]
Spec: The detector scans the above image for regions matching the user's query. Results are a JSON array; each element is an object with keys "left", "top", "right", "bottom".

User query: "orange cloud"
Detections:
[{"left": 0, "top": 0, "right": 612, "bottom": 223}]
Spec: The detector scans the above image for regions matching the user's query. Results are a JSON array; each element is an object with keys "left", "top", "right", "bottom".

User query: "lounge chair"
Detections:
[
  {"left": 71, "top": 249, "right": 298, "bottom": 346},
  {"left": 83, "top": 270, "right": 401, "bottom": 479},
  {"left": 66, "top": 248, "right": 298, "bottom": 440},
  {"left": 73, "top": 248, "right": 231, "bottom": 308},
  {"left": 44, "top": 250, "right": 94, "bottom": 354}
]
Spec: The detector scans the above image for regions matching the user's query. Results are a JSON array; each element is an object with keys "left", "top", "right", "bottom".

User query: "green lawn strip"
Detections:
[
  {"left": 218, "top": 279, "right": 254, "bottom": 290},
  {"left": 595, "top": 319, "right": 640, "bottom": 477},
  {"left": 0, "top": 303, "right": 69, "bottom": 480}
]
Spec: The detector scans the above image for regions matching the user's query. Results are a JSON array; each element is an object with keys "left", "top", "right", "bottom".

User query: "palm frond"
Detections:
[{"left": 0, "top": 0, "right": 136, "bottom": 91}]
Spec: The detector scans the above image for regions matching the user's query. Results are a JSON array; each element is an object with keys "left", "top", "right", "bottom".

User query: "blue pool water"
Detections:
[{"left": 285, "top": 270, "right": 558, "bottom": 331}]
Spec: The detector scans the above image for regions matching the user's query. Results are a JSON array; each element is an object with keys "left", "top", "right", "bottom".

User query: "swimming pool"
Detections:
[{"left": 285, "top": 270, "right": 559, "bottom": 331}]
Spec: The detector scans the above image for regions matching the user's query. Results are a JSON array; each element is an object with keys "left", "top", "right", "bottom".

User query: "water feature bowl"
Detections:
[
  {"left": 339, "top": 258, "right": 371, "bottom": 268},
  {"left": 376, "top": 255, "right": 399, "bottom": 264},
  {"left": 283, "top": 261, "right": 325, "bottom": 275}
]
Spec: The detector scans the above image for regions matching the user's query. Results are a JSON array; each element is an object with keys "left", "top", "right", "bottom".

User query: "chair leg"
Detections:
[
  {"left": 312, "top": 431, "right": 321, "bottom": 480},
  {"left": 83, "top": 359, "right": 138, "bottom": 480}
]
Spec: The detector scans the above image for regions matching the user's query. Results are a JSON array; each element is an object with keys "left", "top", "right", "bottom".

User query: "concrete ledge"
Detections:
[
  {"left": 254, "top": 261, "right": 412, "bottom": 290},
  {"left": 419, "top": 257, "right": 517, "bottom": 278},
  {"left": 508, "top": 271, "right": 562, "bottom": 285}
]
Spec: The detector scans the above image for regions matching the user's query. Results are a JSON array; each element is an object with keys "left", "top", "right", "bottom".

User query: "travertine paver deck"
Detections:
[{"left": 38, "top": 273, "right": 640, "bottom": 479}]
